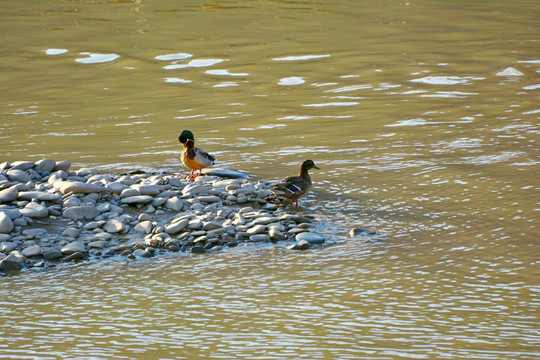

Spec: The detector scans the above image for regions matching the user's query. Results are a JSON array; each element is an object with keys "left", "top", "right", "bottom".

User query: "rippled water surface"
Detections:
[{"left": 1, "top": 0, "right": 539, "bottom": 359}]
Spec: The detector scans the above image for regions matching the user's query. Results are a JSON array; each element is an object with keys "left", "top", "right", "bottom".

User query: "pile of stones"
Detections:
[{"left": 0, "top": 160, "right": 327, "bottom": 273}]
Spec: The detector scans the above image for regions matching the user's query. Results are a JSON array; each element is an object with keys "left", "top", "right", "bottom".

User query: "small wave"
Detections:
[{"left": 75, "top": 52, "right": 120, "bottom": 64}]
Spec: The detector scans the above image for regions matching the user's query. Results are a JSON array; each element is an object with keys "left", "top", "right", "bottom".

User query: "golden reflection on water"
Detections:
[{"left": 1, "top": 0, "right": 539, "bottom": 359}]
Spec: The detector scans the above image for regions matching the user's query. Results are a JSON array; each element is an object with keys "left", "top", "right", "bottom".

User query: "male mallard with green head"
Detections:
[
  {"left": 178, "top": 130, "right": 216, "bottom": 180},
  {"left": 271, "top": 160, "right": 320, "bottom": 207}
]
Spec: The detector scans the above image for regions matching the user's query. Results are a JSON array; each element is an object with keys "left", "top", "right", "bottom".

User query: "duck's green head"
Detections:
[
  {"left": 178, "top": 130, "right": 195, "bottom": 144},
  {"left": 302, "top": 160, "right": 320, "bottom": 170}
]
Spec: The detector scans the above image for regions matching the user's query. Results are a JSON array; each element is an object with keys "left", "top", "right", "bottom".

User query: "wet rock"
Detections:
[
  {"left": 42, "top": 249, "right": 63, "bottom": 261},
  {"left": 281, "top": 214, "right": 311, "bottom": 224},
  {"left": 61, "top": 241, "right": 86, "bottom": 255},
  {"left": 496, "top": 67, "right": 524, "bottom": 77},
  {"left": 191, "top": 245, "right": 206, "bottom": 254},
  {"left": 0, "top": 253, "right": 25, "bottom": 272},
  {"left": 288, "top": 240, "right": 311, "bottom": 251},
  {"left": 296, "top": 232, "right": 325, "bottom": 244},
  {"left": 63, "top": 205, "right": 100, "bottom": 220},
  {"left": 0, "top": 241, "right": 18, "bottom": 253},
  {"left": 0, "top": 212, "right": 14, "bottom": 233},
  {"left": 249, "top": 234, "right": 270, "bottom": 242},
  {"left": 22, "top": 245, "right": 42, "bottom": 258},
  {"left": 269, "top": 227, "right": 286, "bottom": 242},
  {"left": 349, "top": 228, "right": 377, "bottom": 237},
  {"left": 62, "top": 251, "right": 86, "bottom": 262}
]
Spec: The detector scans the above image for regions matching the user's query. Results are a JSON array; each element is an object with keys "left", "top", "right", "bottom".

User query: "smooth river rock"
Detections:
[
  {"left": 55, "top": 181, "right": 106, "bottom": 194},
  {"left": 0, "top": 212, "right": 14, "bottom": 233},
  {"left": 63, "top": 206, "right": 100, "bottom": 220},
  {"left": 295, "top": 232, "right": 325, "bottom": 244}
]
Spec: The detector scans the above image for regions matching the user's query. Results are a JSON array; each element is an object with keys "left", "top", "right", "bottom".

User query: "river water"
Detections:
[{"left": 1, "top": 0, "right": 539, "bottom": 359}]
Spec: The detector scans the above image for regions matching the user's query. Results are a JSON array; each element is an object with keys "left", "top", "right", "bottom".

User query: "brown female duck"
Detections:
[{"left": 271, "top": 160, "right": 320, "bottom": 206}]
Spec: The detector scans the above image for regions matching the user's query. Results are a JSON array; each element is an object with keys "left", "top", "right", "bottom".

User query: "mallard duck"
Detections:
[
  {"left": 271, "top": 160, "right": 320, "bottom": 206},
  {"left": 178, "top": 130, "right": 216, "bottom": 180}
]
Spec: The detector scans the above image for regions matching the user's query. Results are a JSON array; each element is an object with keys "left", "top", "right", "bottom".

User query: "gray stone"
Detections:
[
  {"left": 165, "top": 196, "right": 184, "bottom": 211},
  {"left": 190, "top": 245, "right": 206, "bottom": 254},
  {"left": 61, "top": 241, "right": 86, "bottom": 255},
  {"left": 20, "top": 202, "right": 49, "bottom": 218},
  {"left": 55, "top": 181, "right": 106, "bottom": 194},
  {"left": 10, "top": 161, "right": 35, "bottom": 171},
  {"left": 120, "top": 188, "right": 140, "bottom": 198},
  {"left": 0, "top": 187, "right": 19, "bottom": 203},
  {"left": 152, "top": 197, "right": 167, "bottom": 207},
  {"left": 295, "top": 232, "right": 325, "bottom": 244},
  {"left": 202, "top": 168, "right": 249, "bottom": 179},
  {"left": 252, "top": 216, "right": 278, "bottom": 226},
  {"left": 88, "top": 240, "right": 107, "bottom": 249},
  {"left": 0, "top": 253, "right": 25, "bottom": 272},
  {"left": 63, "top": 197, "right": 82, "bottom": 207},
  {"left": 134, "top": 221, "right": 153, "bottom": 234},
  {"left": 103, "top": 219, "right": 125, "bottom": 233},
  {"left": 269, "top": 227, "right": 286, "bottom": 242},
  {"left": 22, "top": 245, "right": 42, "bottom": 257},
  {"left": 53, "top": 161, "right": 71, "bottom": 172},
  {"left": 0, "top": 241, "right": 18, "bottom": 252},
  {"left": 22, "top": 228, "right": 48, "bottom": 239},
  {"left": 131, "top": 185, "right": 163, "bottom": 196},
  {"left": 120, "top": 195, "right": 154, "bottom": 204},
  {"left": 349, "top": 228, "right": 377, "bottom": 237},
  {"left": 0, "top": 234, "right": 11, "bottom": 241},
  {"left": 47, "top": 171, "right": 68, "bottom": 183},
  {"left": 203, "top": 221, "right": 222, "bottom": 231},
  {"left": 62, "top": 251, "right": 86, "bottom": 262},
  {"left": 198, "top": 195, "right": 221, "bottom": 203},
  {"left": 18, "top": 191, "right": 61, "bottom": 202},
  {"left": 288, "top": 240, "right": 311, "bottom": 251},
  {"left": 165, "top": 218, "right": 190, "bottom": 234},
  {"left": 182, "top": 184, "right": 207, "bottom": 197},
  {"left": 187, "top": 218, "right": 203, "bottom": 230},
  {"left": 62, "top": 228, "right": 80, "bottom": 238},
  {"left": 42, "top": 249, "right": 63, "bottom": 260},
  {"left": 107, "top": 182, "right": 127, "bottom": 194},
  {"left": 6, "top": 169, "right": 31, "bottom": 183},
  {"left": 246, "top": 224, "right": 266, "bottom": 236},
  {"left": 34, "top": 159, "right": 56, "bottom": 173},
  {"left": 281, "top": 214, "right": 311, "bottom": 223},
  {"left": 133, "top": 248, "right": 152, "bottom": 258},
  {"left": 0, "top": 212, "right": 14, "bottom": 233},
  {"left": 249, "top": 234, "right": 270, "bottom": 242},
  {"left": 0, "top": 208, "right": 21, "bottom": 219},
  {"left": 63, "top": 206, "right": 100, "bottom": 220}
]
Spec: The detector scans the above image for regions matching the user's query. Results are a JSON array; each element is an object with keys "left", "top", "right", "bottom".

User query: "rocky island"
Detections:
[{"left": 0, "top": 160, "right": 327, "bottom": 274}]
